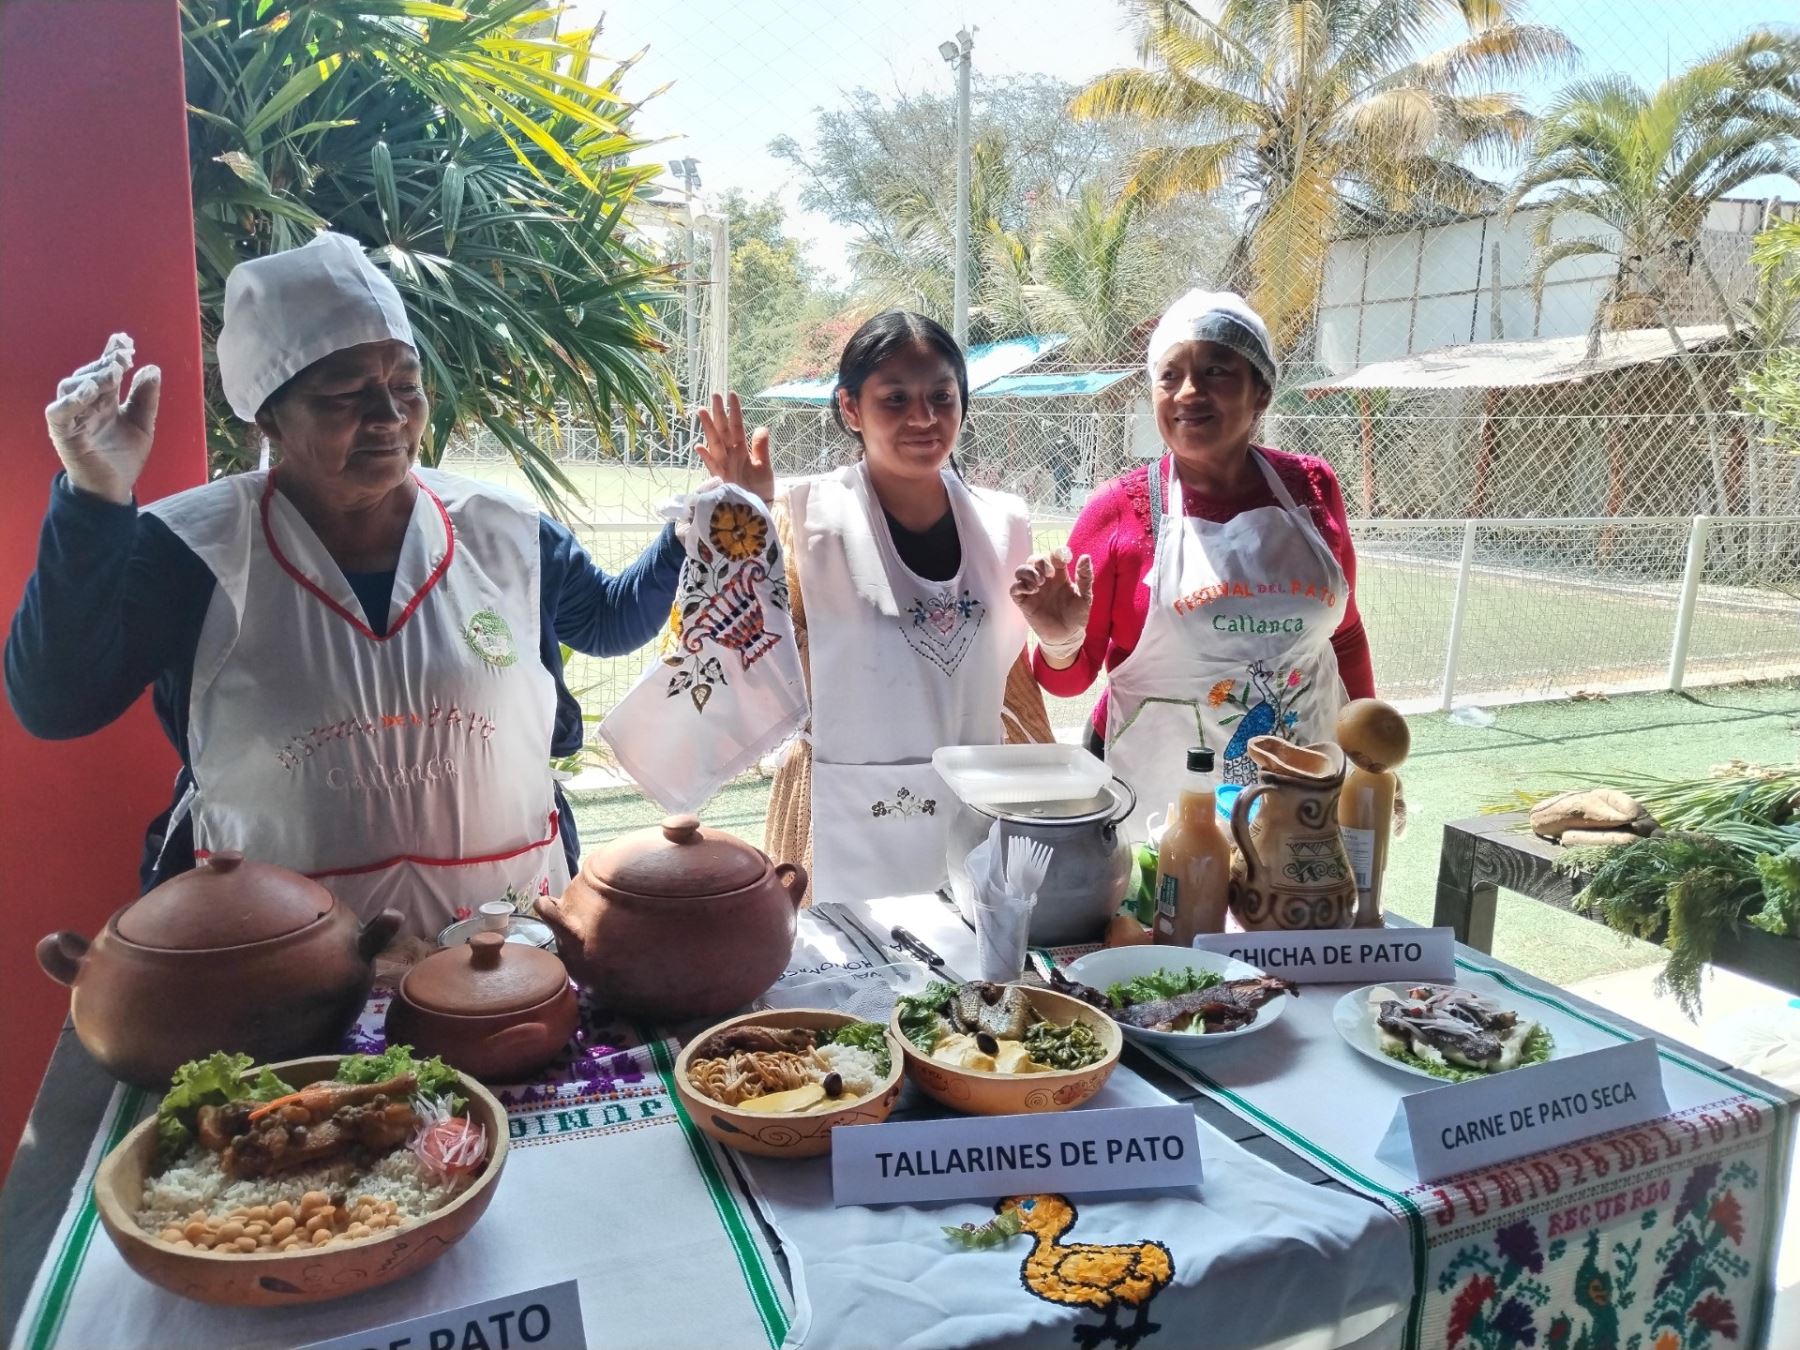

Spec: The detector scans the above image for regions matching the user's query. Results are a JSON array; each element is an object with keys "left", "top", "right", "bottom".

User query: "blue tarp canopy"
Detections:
[{"left": 760, "top": 333, "right": 1104, "bottom": 403}]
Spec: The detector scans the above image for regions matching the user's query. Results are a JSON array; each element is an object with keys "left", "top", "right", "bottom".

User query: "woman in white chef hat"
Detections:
[
  {"left": 1011, "top": 289, "right": 1375, "bottom": 836},
  {"left": 6, "top": 232, "right": 767, "bottom": 936}
]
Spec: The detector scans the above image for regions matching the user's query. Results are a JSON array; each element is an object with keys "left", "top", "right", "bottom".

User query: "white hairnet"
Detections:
[
  {"left": 1146, "top": 289, "right": 1277, "bottom": 389},
  {"left": 217, "top": 232, "right": 414, "bottom": 421}
]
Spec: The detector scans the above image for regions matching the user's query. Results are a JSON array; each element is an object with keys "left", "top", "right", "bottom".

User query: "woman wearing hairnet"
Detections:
[
  {"left": 1011, "top": 289, "right": 1374, "bottom": 834},
  {"left": 5, "top": 233, "right": 769, "bottom": 935}
]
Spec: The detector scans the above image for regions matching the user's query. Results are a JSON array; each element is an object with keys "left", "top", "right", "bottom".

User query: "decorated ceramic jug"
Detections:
[{"left": 1228, "top": 737, "right": 1357, "bottom": 930}]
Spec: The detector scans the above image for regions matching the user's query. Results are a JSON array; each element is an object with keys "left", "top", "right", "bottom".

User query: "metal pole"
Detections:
[
  {"left": 952, "top": 28, "right": 972, "bottom": 348},
  {"left": 1440, "top": 520, "right": 1479, "bottom": 711},
  {"left": 707, "top": 214, "right": 730, "bottom": 399},
  {"left": 1667, "top": 514, "right": 1712, "bottom": 692}
]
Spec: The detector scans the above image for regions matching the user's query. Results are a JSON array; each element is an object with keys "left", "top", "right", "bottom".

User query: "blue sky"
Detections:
[{"left": 573, "top": 1, "right": 1797, "bottom": 280}]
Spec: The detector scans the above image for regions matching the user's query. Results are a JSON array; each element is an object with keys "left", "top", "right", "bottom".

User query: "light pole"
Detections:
[
  {"left": 669, "top": 157, "right": 702, "bottom": 404},
  {"left": 939, "top": 29, "right": 973, "bottom": 348}
]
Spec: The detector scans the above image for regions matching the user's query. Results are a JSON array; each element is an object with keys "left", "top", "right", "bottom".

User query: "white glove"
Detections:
[{"left": 44, "top": 333, "right": 161, "bottom": 505}]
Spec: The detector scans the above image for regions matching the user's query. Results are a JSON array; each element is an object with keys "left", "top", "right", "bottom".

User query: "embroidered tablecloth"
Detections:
[{"left": 1024, "top": 937, "right": 1793, "bottom": 1350}]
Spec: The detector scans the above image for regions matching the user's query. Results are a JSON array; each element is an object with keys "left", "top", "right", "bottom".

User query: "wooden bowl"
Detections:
[
  {"left": 93, "top": 1056, "right": 508, "bottom": 1307},
  {"left": 673, "top": 1008, "right": 904, "bottom": 1159},
  {"left": 890, "top": 985, "right": 1122, "bottom": 1116}
]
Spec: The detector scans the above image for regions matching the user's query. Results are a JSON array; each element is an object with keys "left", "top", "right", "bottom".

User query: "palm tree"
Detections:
[
  {"left": 1028, "top": 185, "right": 1168, "bottom": 363},
  {"left": 1072, "top": 0, "right": 1572, "bottom": 354},
  {"left": 1511, "top": 30, "right": 1800, "bottom": 512},
  {"left": 183, "top": 1, "right": 673, "bottom": 513}
]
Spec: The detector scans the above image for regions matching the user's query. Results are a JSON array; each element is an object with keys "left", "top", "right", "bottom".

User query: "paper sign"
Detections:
[
  {"left": 1399, "top": 1038, "right": 1670, "bottom": 1183},
  {"left": 297, "top": 1279, "right": 584, "bottom": 1350},
  {"left": 831, "top": 1104, "right": 1203, "bottom": 1207},
  {"left": 1192, "top": 927, "right": 1455, "bottom": 984}
]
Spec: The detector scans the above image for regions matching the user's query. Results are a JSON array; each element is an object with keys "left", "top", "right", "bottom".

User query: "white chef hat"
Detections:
[
  {"left": 1146, "top": 289, "right": 1277, "bottom": 390},
  {"left": 217, "top": 232, "right": 414, "bottom": 421}
]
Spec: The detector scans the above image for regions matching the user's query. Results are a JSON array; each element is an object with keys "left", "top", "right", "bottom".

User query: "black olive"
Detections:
[
  {"left": 290, "top": 1125, "right": 308, "bottom": 1143},
  {"left": 823, "top": 1072, "right": 844, "bottom": 1098},
  {"left": 975, "top": 1032, "right": 999, "bottom": 1056}
]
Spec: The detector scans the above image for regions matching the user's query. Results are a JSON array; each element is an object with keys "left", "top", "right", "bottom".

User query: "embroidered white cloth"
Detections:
[{"left": 600, "top": 483, "right": 807, "bottom": 814}]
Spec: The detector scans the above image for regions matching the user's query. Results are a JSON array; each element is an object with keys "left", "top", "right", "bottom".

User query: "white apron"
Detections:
[
  {"left": 791, "top": 463, "right": 1029, "bottom": 903},
  {"left": 147, "top": 467, "right": 570, "bottom": 936},
  {"left": 1106, "top": 451, "right": 1348, "bottom": 838}
]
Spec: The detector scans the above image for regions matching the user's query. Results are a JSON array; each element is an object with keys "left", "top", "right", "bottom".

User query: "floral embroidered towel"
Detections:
[{"left": 600, "top": 483, "right": 807, "bottom": 814}]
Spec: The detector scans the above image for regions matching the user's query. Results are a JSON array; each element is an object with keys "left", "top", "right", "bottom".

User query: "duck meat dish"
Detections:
[{"left": 1113, "top": 975, "right": 1296, "bottom": 1033}]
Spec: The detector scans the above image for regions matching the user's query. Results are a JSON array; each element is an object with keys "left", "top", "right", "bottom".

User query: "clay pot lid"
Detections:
[
  {"left": 581, "top": 814, "right": 768, "bottom": 899},
  {"left": 402, "top": 933, "right": 570, "bottom": 1016},
  {"left": 115, "top": 851, "right": 334, "bottom": 949}
]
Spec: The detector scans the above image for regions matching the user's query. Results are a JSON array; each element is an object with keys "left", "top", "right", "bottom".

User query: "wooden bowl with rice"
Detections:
[
  {"left": 93, "top": 1055, "right": 508, "bottom": 1307},
  {"left": 674, "top": 1008, "right": 904, "bottom": 1159}
]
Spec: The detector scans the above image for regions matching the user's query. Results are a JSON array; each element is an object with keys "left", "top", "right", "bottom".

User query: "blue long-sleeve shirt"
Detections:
[{"left": 5, "top": 473, "right": 682, "bottom": 889}]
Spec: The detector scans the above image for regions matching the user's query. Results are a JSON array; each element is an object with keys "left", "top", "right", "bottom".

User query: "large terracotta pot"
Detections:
[
  {"left": 386, "top": 933, "right": 580, "bottom": 1083},
  {"left": 36, "top": 852, "right": 401, "bottom": 1087},
  {"left": 1228, "top": 737, "right": 1358, "bottom": 931},
  {"left": 538, "top": 814, "right": 805, "bottom": 1022}
]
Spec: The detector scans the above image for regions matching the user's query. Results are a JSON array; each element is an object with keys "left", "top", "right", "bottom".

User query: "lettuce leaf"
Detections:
[
  {"left": 1381, "top": 1025, "right": 1555, "bottom": 1084},
  {"left": 818, "top": 1021, "right": 892, "bottom": 1077},
  {"left": 1105, "top": 967, "right": 1223, "bottom": 1008},
  {"left": 1750, "top": 845, "right": 1800, "bottom": 937},
  {"left": 336, "top": 1045, "right": 464, "bottom": 1107},
  {"left": 156, "top": 1052, "right": 294, "bottom": 1163},
  {"left": 894, "top": 982, "right": 957, "bottom": 1055}
]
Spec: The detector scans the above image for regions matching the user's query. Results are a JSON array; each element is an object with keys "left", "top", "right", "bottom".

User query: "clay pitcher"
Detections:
[{"left": 1228, "top": 737, "right": 1357, "bottom": 930}]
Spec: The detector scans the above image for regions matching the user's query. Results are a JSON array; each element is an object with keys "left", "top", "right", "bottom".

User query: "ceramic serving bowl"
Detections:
[
  {"left": 674, "top": 1008, "right": 904, "bottom": 1159},
  {"left": 1061, "top": 946, "right": 1289, "bottom": 1051},
  {"left": 889, "top": 985, "right": 1122, "bottom": 1116},
  {"left": 93, "top": 1056, "right": 508, "bottom": 1307}
]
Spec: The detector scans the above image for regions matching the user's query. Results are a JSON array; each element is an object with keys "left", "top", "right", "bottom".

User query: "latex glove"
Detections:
[
  {"left": 1010, "top": 547, "right": 1094, "bottom": 667},
  {"left": 44, "top": 333, "right": 161, "bottom": 505},
  {"left": 695, "top": 391, "right": 775, "bottom": 504}
]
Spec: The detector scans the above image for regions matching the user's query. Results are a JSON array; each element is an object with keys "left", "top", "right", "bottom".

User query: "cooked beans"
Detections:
[{"left": 157, "top": 1195, "right": 410, "bottom": 1254}]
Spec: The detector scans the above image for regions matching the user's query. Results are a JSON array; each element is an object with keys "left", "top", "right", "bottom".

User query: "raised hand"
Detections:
[
  {"left": 695, "top": 392, "right": 775, "bottom": 504},
  {"left": 44, "top": 333, "right": 162, "bottom": 505},
  {"left": 1010, "top": 548, "right": 1095, "bottom": 662}
]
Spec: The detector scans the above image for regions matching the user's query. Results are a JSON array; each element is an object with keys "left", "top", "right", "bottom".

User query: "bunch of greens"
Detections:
[
  {"left": 1381, "top": 1025, "right": 1555, "bottom": 1084},
  {"left": 1022, "top": 1020, "right": 1107, "bottom": 1071},
  {"left": 1509, "top": 764, "right": 1800, "bottom": 1017},
  {"left": 338, "top": 1046, "right": 466, "bottom": 1113},
  {"left": 894, "top": 982, "right": 958, "bottom": 1055},
  {"left": 818, "top": 1022, "right": 893, "bottom": 1077},
  {"left": 1104, "top": 967, "right": 1223, "bottom": 1009},
  {"left": 156, "top": 1053, "right": 294, "bottom": 1163}
]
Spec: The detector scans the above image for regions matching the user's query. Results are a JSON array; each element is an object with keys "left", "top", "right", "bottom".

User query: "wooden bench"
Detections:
[{"left": 1433, "top": 812, "right": 1800, "bottom": 994}]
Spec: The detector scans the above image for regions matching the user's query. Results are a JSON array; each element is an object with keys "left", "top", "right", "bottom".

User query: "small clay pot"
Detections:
[
  {"left": 386, "top": 934, "right": 579, "bottom": 1083},
  {"left": 37, "top": 852, "right": 401, "bottom": 1088},
  {"left": 538, "top": 814, "right": 806, "bottom": 1021}
]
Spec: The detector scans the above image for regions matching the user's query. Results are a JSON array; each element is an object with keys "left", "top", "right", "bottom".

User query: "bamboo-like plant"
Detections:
[
  {"left": 1072, "top": 0, "right": 1572, "bottom": 353},
  {"left": 182, "top": 1, "right": 675, "bottom": 513}
]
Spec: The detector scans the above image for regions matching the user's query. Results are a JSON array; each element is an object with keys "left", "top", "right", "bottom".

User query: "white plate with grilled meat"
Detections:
[
  {"left": 1334, "top": 982, "right": 1557, "bottom": 1084},
  {"left": 1059, "top": 947, "right": 1295, "bottom": 1050}
]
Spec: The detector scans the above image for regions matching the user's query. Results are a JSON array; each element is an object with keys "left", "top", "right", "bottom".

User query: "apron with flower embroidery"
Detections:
[
  {"left": 1105, "top": 450, "right": 1348, "bottom": 837},
  {"left": 146, "top": 467, "right": 570, "bottom": 937},
  {"left": 790, "top": 462, "right": 1029, "bottom": 903}
]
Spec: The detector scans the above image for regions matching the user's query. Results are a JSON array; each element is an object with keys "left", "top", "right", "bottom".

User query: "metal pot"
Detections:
[{"left": 946, "top": 778, "right": 1137, "bottom": 947}]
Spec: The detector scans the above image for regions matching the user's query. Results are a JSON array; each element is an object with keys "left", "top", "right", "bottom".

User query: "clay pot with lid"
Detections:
[
  {"left": 386, "top": 934, "right": 579, "bottom": 1083},
  {"left": 538, "top": 814, "right": 805, "bottom": 1022},
  {"left": 36, "top": 852, "right": 402, "bottom": 1088}
]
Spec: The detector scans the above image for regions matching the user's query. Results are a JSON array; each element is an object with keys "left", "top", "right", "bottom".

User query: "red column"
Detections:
[{"left": 0, "top": 1, "right": 206, "bottom": 1176}]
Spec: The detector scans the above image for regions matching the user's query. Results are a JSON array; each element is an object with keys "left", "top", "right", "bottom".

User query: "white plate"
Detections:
[
  {"left": 932, "top": 743, "right": 1110, "bottom": 806},
  {"left": 1062, "top": 946, "right": 1289, "bottom": 1049},
  {"left": 1333, "top": 983, "right": 1557, "bottom": 1083}
]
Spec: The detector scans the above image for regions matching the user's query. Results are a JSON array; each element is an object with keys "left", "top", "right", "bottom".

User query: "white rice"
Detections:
[
  {"left": 814, "top": 1042, "right": 882, "bottom": 1097},
  {"left": 137, "top": 1145, "right": 468, "bottom": 1235}
]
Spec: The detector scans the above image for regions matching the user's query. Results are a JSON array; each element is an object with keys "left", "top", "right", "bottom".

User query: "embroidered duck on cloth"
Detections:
[
  {"left": 902, "top": 587, "right": 986, "bottom": 676},
  {"left": 999, "top": 1193, "right": 1174, "bottom": 1350}
]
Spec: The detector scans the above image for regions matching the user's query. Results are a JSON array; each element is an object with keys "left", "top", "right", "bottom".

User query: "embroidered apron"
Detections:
[
  {"left": 147, "top": 467, "right": 570, "bottom": 936},
  {"left": 1105, "top": 451, "right": 1348, "bottom": 838},
  {"left": 791, "top": 463, "right": 1028, "bottom": 903}
]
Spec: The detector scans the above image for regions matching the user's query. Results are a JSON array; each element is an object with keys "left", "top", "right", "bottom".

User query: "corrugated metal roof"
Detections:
[
  {"left": 1301, "top": 325, "right": 1731, "bottom": 395},
  {"left": 974, "top": 369, "right": 1134, "bottom": 399},
  {"left": 758, "top": 333, "right": 1072, "bottom": 402}
]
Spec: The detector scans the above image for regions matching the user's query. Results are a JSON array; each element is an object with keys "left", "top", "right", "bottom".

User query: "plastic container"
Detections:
[{"left": 932, "top": 743, "right": 1110, "bottom": 807}]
